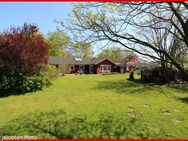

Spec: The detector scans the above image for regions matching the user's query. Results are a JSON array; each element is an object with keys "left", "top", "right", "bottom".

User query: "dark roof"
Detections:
[
  {"left": 48, "top": 56, "right": 114, "bottom": 65},
  {"left": 49, "top": 56, "right": 75, "bottom": 65}
]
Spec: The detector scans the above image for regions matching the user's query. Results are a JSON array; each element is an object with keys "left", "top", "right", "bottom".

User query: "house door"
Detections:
[
  {"left": 79, "top": 65, "right": 84, "bottom": 74},
  {"left": 120, "top": 66, "right": 124, "bottom": 73},
  {"left": 89, "top": 65, "right": 93, "bottom": 74}
]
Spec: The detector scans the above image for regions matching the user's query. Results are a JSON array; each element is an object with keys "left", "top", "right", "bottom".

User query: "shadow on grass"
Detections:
[
  {"left": 0, "top": 110, "right": 170, "bottom": 139},
  {"left": 0, "top": 89, "right": 25, "bottom": 98},
  {"left": 168, "top": 84, "right": 188, "bottom": 93},
  {"left": 178, "top": 97, "right": 188, "bottom": 104},
  {"left": 94, "top": 79, "right": 164, "bottom": 95}
]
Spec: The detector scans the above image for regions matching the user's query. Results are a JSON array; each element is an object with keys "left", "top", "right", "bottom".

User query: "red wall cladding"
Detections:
[{"left": 96, "top": 59, "right": 115, "bottom": 74}]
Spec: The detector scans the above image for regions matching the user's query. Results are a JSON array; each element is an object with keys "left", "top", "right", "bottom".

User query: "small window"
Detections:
[
  {"left": 101, "top": 65, "right": 111, "bottom": 73},
  {"left": 74, "top": 58, "right": 82, "bottom": 61}
]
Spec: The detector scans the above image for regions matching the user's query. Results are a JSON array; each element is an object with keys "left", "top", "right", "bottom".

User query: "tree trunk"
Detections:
[
  {"left": 129, "top": 71, "right": 134, "bottom": 80},
  {"left": 162, "top": 52, "right": 188, "bottom": 81},
  {"left": 160, "top": 59, "right": 169, "bottom": 82},
  {"left": 171, "top": 60, "right": 188, "bottom": 81},
  {"left": 180, "top": 71, "right": 188, "bottom": 81}
]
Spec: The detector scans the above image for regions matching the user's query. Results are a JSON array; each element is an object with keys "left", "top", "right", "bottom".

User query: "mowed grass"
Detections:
[{"left": 0, "top": 74, "right": 188, "bottom": 139}]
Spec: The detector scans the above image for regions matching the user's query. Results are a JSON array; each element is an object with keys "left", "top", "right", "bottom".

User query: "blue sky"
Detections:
[
  {"left": 0, "top": 2, "right": 73, "bottom": 35},
  {"left": 0, "top": 2, "right": 103, "bottom": 55}
]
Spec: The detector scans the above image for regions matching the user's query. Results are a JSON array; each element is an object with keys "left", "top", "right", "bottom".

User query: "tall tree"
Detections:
[
  {"left": 66, "top": 41, "right": 93, "bottom": 58},
  {"left": 61, "top": 2, "right": 188, "bottom": 80},
  {"left": 98, "top": 47, "right": 135, "bottom": 62},
  {"left": 47, "top": 29, "right": 70, "bottom": 57},
  {"left": 0, "top": 23, "right": 49, "bottom": 75},
  {"left": 73, "top": 41, "right": 93, "bottom": 58}
]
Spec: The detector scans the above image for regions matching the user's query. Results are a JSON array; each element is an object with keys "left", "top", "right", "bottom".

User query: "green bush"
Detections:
[
  {"left": 17, "top": 74, "right": 50, "bottom": 93},
  {"left": 0, "top": 75, "right": 10, "bottom": 89},
  {"left": 0, "top": 74, "right": 19, "bottom": 90},
  {"left": 0, "top": 73, "right": 50, "bottom": 93},
  {"left": 43, "top": 65, "right": 60, "bottom": 80},
  {"left": 58, "top": 65, "right": 70, "bottom": 75},
  {"left": 0, "top": 65, "right": 60, "bottom": 95}
]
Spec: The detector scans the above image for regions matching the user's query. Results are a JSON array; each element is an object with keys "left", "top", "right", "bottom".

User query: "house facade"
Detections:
[{"left": 49, "top": 56, "right": 139, "bottom": 74}]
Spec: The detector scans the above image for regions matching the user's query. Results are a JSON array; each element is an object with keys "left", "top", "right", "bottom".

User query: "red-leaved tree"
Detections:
[{"left": 0, "top": 23, "right": 49, "bottom": 75}]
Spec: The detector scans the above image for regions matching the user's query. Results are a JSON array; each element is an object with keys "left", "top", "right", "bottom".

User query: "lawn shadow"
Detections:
[
  {"left": 167, "top": 84, "right": 188, "bottom": 104},
  {"left": 0, "top": 89, "right": 25, "bottom": 98},
  {"left": 178, "top": 97, "right": 188, "bottom": 104},
  {"left": 94, "top": 79, "right": 163, "bottom": 95},
  {"left": 0, "top": 89, "right": 32, "bottom": 98},
  {"left": 0, "top": 109, "right": 170, "bottom": 139},
  {"left": 168, "top": 84, "right": 188, "bottom": 93}
]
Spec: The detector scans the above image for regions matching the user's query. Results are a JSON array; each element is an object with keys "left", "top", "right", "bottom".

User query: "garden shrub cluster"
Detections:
[
  {"left": 58, "top": 64, "right": 70, "bottom": 75},
  {"left": 0, "top": 24, "right": 51, "bottom": 95},
  {"left": 0, "top": 110, "right": 171, "bottom": 139},
  {"left": 0, "top": 73, "right": 50, "bottom": 93},
  {"left": 20, "top": 74, "right": 50, "bottom": 93},
  {"left": 0, "top": 66, "right": 59, "bottom": 95},
  {"left": 42, "top": 65, "right": 60, "bottom": 80}
]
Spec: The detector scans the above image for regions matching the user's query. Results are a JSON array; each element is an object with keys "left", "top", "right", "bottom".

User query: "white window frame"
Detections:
[{"left": 101, "top": 65, "right": 111, "bottom": 73}]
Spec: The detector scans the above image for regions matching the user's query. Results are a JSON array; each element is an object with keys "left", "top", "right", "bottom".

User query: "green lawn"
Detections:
[{"left": 0, "top": 74, "right": 188, "bottom": 139}]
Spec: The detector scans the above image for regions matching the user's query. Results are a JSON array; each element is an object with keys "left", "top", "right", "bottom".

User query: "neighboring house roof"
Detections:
[
  {"left": 115, "top": 57, "right": 139, "bottom": 66},
  {"left": 48, "top": 56, "right": 115, "bottom": 65},
  {"left": 126, "top": 58, "right": 139, "bottom": 65}
]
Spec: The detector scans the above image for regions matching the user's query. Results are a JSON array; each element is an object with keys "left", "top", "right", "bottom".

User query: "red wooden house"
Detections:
[{"left": 49, "top": 56, "right": 116, "bottom": 74}]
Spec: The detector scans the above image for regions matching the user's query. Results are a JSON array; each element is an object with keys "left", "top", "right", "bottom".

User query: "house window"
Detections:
[{"left": 101, "top": 65, "right": 111, "bottom": 73}]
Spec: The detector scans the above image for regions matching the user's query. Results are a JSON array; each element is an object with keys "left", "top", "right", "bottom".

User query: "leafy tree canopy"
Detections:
[
  {"left": 47, "top": 29, "right": 70, "bottom": 57},
  {"left": 72, "top": 41, "right": 94, "bottom": 58},
  {"left": 97, "top": 47, "right": 136, "bottom": 62},
  {"left": 0, "top": 23, "right": 49, "bottom": 75}
]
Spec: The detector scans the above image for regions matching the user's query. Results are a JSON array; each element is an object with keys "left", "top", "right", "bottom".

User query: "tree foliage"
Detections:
[
  {"left": 72, "top": 41, "right": 93, "bottom": 58},
  {"left": 0, "top": 24, "right": 49, "bottom": 93},
  {"left": 98, "top": 47, "right": 136, "bottom": 62},
  {"left": 0, "top": 23, "right": 49, "bottom": 75},
  {"left": 47, "top": 29, "right": 70, "bottom": 57},
  {"left": 46, "top": 29, "right": 93, "bottom": 59}
]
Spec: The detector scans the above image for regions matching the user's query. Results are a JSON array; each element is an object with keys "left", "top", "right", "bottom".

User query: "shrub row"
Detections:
[
  {"left": 0, "top": 65, "right": 59, "bottom": 94},
  {"left": 0, "top": 74, "right": 49, "bottom": 93}
]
